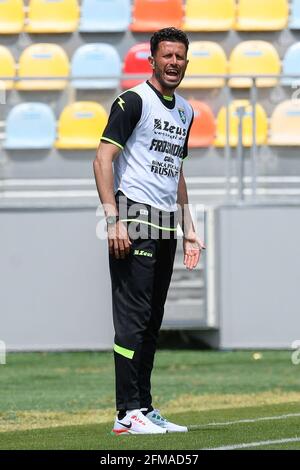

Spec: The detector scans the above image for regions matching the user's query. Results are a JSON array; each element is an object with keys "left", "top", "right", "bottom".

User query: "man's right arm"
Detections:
[
  {"left": 93, "top": 142, "right": 131, "bottom": 259},
  {"left": 93, "top": 141, "right": 119, "bottom": 219},
  {"left": 93, "top": 91, "right": 142, "bottom": 259}
]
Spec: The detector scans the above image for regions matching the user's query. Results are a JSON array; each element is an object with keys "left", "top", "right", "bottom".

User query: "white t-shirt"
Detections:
[{"left": 101, "top": 81, "right": 194, "bottom": 212}]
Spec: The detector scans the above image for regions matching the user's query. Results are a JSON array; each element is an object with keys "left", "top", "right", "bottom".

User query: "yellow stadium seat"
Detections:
[
  {"left": 16, "top": 44, "right": 69, "bottom": 90},
  {"left": 0, "top": 46, "right": 16, "bottom": 90},
  {"left": 183, "top": 0, "right": 235, "bottom": 31},
  {"left": 25, "top": 0, "right": 79, "bottom": 33},
  {"left": 269, "top": 100, "right": 300, "bottom": 146},
  {"left": 215, "top": 100, "right": 268, "bottom": 147},
  {"left": 56, "top": 102, "right": 108, "bottom": 149},
  {"left": 235, "top": 0, "right": 288, "bottom": 31},
  {"left": 228, "top": 41, "right": 280, "bottom": 88},
  {"left": 180, "top": 41, "right": 227, "bottom": 89},
  {"left": 0, "top": 0, "right": 24, "bottom": 34}
]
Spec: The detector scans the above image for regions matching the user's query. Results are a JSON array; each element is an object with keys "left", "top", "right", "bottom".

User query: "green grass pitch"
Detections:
[{"left": 0, "top": 350, "right": 300, "bottom": 450}]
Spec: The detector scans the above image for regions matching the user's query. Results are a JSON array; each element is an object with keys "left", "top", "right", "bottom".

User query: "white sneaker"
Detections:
[
  {"left": 112, "top": 409, "right": 167, "bottom": 435},
  {"left": 144, "top": 408, "right": 188, "bottom": 433}
]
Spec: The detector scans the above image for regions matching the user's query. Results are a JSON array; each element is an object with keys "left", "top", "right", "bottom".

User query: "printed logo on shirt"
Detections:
[
  {"left": 117, "top": 96, "right": 125, "bottom": 111},
  {"left": 149, "top": 138, "right": 184, "bottom": 158},
  {"left": 154, "top": 118, "right": 162, "bottom": 130},
  {"left": 151, "top": 160, "right": 179, "bottom": 178},
  {"left": 178, "top": 108, "right": 186, "bottom": 124},
  {"left": 153, "top": 119, "right": 187, "bottom": 137}
]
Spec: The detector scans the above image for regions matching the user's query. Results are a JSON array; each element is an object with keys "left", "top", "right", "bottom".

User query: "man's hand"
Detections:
[
  {"left": 107, "top": 220, "right": 132, "bottom": 259},
  {"left": 183, "top": 233, "right": 206, "bottom": 270}
]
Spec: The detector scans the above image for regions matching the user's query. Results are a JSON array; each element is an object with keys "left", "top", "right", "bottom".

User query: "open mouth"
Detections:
[{"left": 165, "top": 69, "right": 180, "bottom": 80}]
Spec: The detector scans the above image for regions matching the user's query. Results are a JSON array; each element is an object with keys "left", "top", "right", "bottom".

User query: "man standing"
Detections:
[{"left": 94, "top": 28, "right": 205, "bottom": 435}]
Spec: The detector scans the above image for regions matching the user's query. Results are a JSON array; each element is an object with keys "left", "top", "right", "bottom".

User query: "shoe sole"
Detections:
[
  {"left": 165, "top": 428, "right": 188, "bottom": 433},
  {"left": 111, "top": 429, "right": 167, "bottom": 435},
  {"left": 150, "top": 424, "right": 188, "bottom": 433}
]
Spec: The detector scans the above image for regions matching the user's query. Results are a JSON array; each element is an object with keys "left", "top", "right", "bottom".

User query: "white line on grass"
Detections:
[
  {"left": 188, "top": 412, "right": 300, "bottom": 430},
  {"left": 203, "top": 436, "right": 300, "bottom": 450}
]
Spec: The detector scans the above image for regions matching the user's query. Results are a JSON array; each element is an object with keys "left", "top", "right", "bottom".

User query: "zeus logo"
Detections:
[
  {"left": 153, "top": 119, "right": 186, "bottom": 136},
  {"left": 117, "top": 97, "right": 125, "bottom": 111},
  {"left": 154, "top": 119, "right": 162, "bottom": 130}
]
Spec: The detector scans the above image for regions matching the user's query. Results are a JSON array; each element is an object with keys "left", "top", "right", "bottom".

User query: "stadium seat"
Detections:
[
  {"left": 215, "top": 100, "right": 268, "bottom": 147},
  {"left": 56, "top": 102, "right": 108, "bottom": 149},
  {"left": 71, "top": 44, "right": 121, "bottom": 90},
  {"left": 0, "top": 0, "right": 24, "bottom": 34},
  {"left": 269, "top": 100, "right": 300, "bottom": 146},
  {"left": 228, "top": 41, "right": 280, "bottom": 88},
  {"left": 282, "top": 43, "right": 300, "bottom": 86},
  {"left": 79, "top": 0, "right": 130, "bottom": 32},
  {"left": 121, "top": 43, "right": 152, "bottom": 90},
  {"left": 4, "top": 103, "right": 56, "bottom": 149},
  {"left": 16, "top": 44, "right": 69, "bottom": 90},
  {"left": 180, "top": 42, "right": 227, "bottom": 89},
  {"left": 188, "top": 100, "right": 216, "bottom": 148},
  {"left": 235, "top": 0, "right": 288, "bottom": 31},
  {"left": 25, "top": 0, "right": 79, "bottom": 33},
  {"left": 0, "top": 46, "right": 16, "bottom": 90},
  {"left": 183, "top": 0, "right": 235, "bottom": 31},
  {"left": 130, "top": 0, "right": 183, "bottom": 32},
  {"left": 290, "top": 0, "right": 300, "bottom": 29}
]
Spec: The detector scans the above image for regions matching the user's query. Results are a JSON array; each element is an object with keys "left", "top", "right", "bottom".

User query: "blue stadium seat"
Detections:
[
  {"left": 290, "top": 0, "right": 300, "bottom": 29},
  {"left": 282, "top": 43, "right": 300, "bottom": 86},
  {"left": 4, "top": 103, "right": 56, "bottom": 149},
  {"left": 79, "top": 0, "right": 131, "bottom": 32},
  {"left": 71, "top": 44, "right": 121, "bottom": 89}
]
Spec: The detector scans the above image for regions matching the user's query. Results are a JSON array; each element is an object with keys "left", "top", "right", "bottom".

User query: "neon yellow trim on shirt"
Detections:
[{"left": 100, "top": 137, "right": 124, "bottom": 150}]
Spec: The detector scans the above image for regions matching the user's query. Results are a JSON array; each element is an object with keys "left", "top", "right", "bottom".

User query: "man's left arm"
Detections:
[{"left": 177, "top": 166, "right": 206, "bottom": 270}]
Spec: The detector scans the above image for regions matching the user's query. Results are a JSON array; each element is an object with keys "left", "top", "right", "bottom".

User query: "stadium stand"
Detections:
[
  {"left": 214, "top": 100, "right": 268, "bottom": 147},
  {"left": 25, "top": 0, "right": 79, "bottom": 33},
  {"left": 235, "top": 0, "right": 288, "bottom": 31},
  {"left": 180, "top": 41, "right": 227, "bottom": 88},
  {"left": 188, "top": 100, "right": 216, "bottom": 148},
  {"left": 55, "top": 102, "right": 108, "bottom": 149},
  {"left": 290, "top": 0, "right": 300, "bottom": 29},
  {"left": 0, "top": 45, "right": 16, "bottom": 90},
  {"left": 183, "top": 0, "right": 235, "bottom": 31},
  {"left": 281, "top": 43, "right": 300, "bottom": 86},
  {"left": 4, "top": 103, "right": 56, "bottom": 149},
  {"left": 269, "top": 100, "right": 300, "bottom": 146},
  {"left": 130, "top": 0, "right": 183, "bottom": 32},
  {"left": 79, "top": 0, "right": 131, "bottom": 33},
  {"left": 121, "top": 42, "right": 152, "bottom": 90},
  {"left": 16, "top": 44, "right": 69, "bottom": 90},
  {"left": 0, "top": 0, "right": 24, "bottom": 34},
  {"left": 71, "top": 44, "right": 121, "bottom": 90},
  {"left": 1, "top": 2, "right": 300, "bottom": 157},
  {"left": 228, "top": 41, "right": 280, "bottom": 88}
]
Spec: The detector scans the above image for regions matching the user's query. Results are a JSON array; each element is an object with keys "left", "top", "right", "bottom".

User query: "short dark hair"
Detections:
[{"left": 150, "top": 27, "right": 189, "bottom": 57}]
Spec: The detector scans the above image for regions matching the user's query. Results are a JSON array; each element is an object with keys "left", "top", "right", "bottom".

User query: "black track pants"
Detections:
[{"left": 109, "top": 235, "right": 177, "bottom": 411}]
